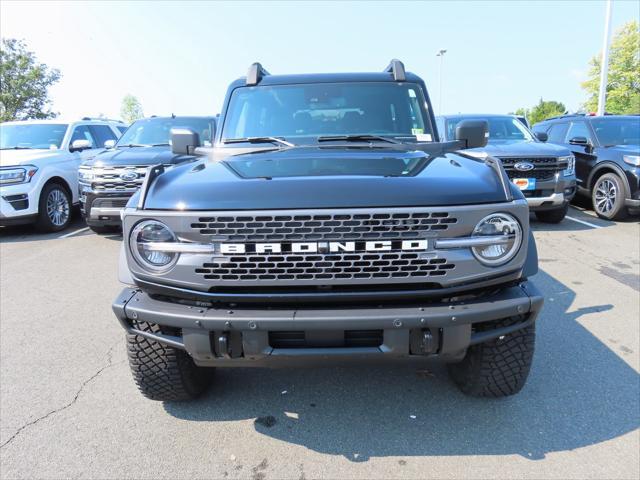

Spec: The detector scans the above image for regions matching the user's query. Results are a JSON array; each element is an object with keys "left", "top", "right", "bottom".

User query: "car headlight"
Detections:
[
  {"left": 0, "top": 166, "right": 38, "bottom": 185},
  {"left": 78, "top": 167, "right": 94, "bottom": 182},
  {"left": 561, "top": 155, "right": 575, "bottom": 176},
  {"left": 623, "top": 155, "right": 640, "bottom": 167},
  {"left": 129, "top": 220, "right": 178, "bottom": 272},
  {"left": 471, "top": 213, "right": 522, "bottom": 266}
]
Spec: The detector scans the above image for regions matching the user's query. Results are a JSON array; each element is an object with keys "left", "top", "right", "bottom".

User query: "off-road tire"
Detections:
[
  {"left": 447, "top": 317, "right": 535, "bottom": 397},
  {"left": 591, "top": 172, "right": 628, "bottom": 221},
  {"left": 127, "top": 321, "right": 212, "bottom": 401},
  {"left": 535, "top": 203, "right": 568, "bottom": 224},
  {"left": 35, "top": 183, "right": 72, "bottom": 232},
  {"left": 89, "top": 225, "right": 120, "bottom": 235}
]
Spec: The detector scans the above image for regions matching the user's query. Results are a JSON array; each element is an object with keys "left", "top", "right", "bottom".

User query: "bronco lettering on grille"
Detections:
[{"left": 219, "top": 240, "right": 428, "bottom": 254}]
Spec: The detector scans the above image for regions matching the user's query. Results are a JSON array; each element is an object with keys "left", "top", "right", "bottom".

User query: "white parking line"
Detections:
[
  {"left": 565, "top": 215, "right": 603, "bottom": 229},
  {"left": 59, "top": 226, "right": 90, "bottom": 239}
]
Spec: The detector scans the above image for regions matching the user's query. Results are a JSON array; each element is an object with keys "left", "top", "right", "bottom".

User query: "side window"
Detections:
[
  {"left": 69, "top": 125, "right": 97, "bottom": 148},
  {"left": 546, "top": 123, "right": 569, "bottom": 143},
  {"left": 117, "top": 126, "right": 128, "bottom": 135},
  {"left": 89, "top": 125, "right": 117, "bottom": 147},
  {"left": 435, "top": 118, "right": 446, "bottom": 140},
  {"left": 565, "top": 121, "right": 592, "bottom": 142}
]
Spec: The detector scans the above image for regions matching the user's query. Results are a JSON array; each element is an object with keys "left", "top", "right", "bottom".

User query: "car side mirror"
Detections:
[
  {"left": 455, "top": 120, "right": 488, "bottom": 149},
  {"left": 569, "top": 136, "right": 589, "bottom": 146},
  {"left": 171, "top": 128, "right": 201, "bottom": 155},
  {"left": 535, "top": 132, "right": 548, "bottom": 142},
  {"left": 104, "top": 139, "right": 116, "bottom": 149},
  {"left": 70, "top": 139, "right": 92, "bottom": 152}
]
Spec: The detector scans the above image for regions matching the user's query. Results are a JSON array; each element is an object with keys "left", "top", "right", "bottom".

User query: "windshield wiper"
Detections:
[
  {"left": 151, "top": 143, "right": 170, "bottom": 146},
  {"left": 317, "top": 135, "right": 400, "bottom": 144},
  {"left": 1, "top": 146, "right": 34, "bottom": 150},
  {"left": 223, "top": 137, "right": 295, "bottom": 147},
  {"left": 118, "top": 143, "right": 149, "bottom": 148}
]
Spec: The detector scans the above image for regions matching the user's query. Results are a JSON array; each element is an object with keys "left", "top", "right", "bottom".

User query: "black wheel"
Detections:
[
  {"left": 35, "top": 183, "right": 72, "bottom": 232},
  {"left": 448, "top": 317, "right": 535, "bottom": 397},
  {"left": 89, "top": 225, "right": 120, "bottom": 235},
  {"left": 535, "top": 203, "right": 568, "bottom": 224},
  {"left": 127, "top": 322, "right": 213, "bottom": 401},
  {"left": 592, "top": 173, "right": 628, "bottom": 221}
]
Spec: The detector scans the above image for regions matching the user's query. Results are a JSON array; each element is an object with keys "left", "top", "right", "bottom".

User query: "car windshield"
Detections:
[
  {"left": 117, "top": 118, "right": 215, "bottom": 147},
  {"left": 0, "top": 123, "right": 68, "bottom": 149},
  {"left": 590, "top": 118, "right": 640, "bottom": 146},
  {"left": 446, "top": 116, "right": 534, "bottom": 143},
  {"left": 222, "top": 82, "right": 432, "bottom": 142}
]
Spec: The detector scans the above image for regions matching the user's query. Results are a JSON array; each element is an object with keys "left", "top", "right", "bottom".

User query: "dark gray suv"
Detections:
[{"left": 437, "top": 114, "right": 577, "bottom": 223}]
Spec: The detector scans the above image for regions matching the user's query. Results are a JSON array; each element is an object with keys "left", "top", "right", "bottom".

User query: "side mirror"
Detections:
[
  {"left": 104, "top": 139, "right": 116, "bottom": 149},
  {"left": 569, "top": 136, "right": 589, "bottom": 146},
  {"left": 171, "top": 128, "right": 201, "bottom": 155},
  {"left": 455, "top": 120, "right": 488, "bottom": 149},
  {"left": 70, "top": 139, "right": 92, "bottom": 152},
  {"left": 535, "top": 131, "right": 548, "bottom": 142}
]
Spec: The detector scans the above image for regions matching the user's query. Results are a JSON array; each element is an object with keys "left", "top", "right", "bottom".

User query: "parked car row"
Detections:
[{"left": 1, "top": 100, "right": 638, "bottom": 234}]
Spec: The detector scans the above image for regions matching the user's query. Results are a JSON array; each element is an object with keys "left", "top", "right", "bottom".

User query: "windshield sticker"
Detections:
[
  {"left": 411, "top": 128, "right": 424, "bottom": 135},
  {"left": 408, "top": 89, "right": 417, "bottom": 98},
  {"left": 416, "top": 134, "right": 432, "bottom": 142}
]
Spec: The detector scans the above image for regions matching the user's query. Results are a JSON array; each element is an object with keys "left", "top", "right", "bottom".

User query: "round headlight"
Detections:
[
  {"left": 129, "top": 220, "right": 178, "bottom": 272},
  {"left": 471, "top": 213, "right": 522, "bottom": 266}
]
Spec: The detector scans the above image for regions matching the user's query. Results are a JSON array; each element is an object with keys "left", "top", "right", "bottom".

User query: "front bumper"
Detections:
[
  {"left": 113, "top": 282, "right": 544, "bottom": 367},
  {"left": 80, "top": 190, "right": 132, "bottom": 227},
  {"left": 520, "top": 176, "right": 576, "bottom": 211},
  {"left": 0, "top": 182, "right": 40, "bottom": 225}
]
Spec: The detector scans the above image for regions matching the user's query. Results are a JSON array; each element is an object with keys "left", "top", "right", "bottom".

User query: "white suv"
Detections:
[{"left": 0, "top": 119, "right": 126, "bottom": 231}]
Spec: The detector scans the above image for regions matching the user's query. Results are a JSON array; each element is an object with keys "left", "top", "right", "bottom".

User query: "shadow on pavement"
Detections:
[{"left": 164, "top": 269, "right": 639, "bottom": 461}]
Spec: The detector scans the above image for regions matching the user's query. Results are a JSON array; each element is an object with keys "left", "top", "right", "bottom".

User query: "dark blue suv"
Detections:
[{"left": 532, "top": 115, "right": 639, "bottom": 220}]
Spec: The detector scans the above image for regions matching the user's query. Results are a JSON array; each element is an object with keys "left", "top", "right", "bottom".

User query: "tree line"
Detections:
[{"left": 1, "top": 21, "right": 638, "bottom": 124}]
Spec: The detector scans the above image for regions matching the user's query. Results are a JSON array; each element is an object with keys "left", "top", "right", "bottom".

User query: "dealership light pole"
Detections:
[
  {"left": 436, "top": 49, "right": 447, "bottom": 113},
  {"left": 597, "top": 0, "right": 613, "bottom": 116}
]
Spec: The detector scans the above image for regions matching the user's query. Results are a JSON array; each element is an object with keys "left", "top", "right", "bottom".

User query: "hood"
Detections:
[
  {"left": 469, "top": 140, "right": 571, "bottom": 157},
  {"left": 143, "top": 145, "right": 509, "bottom": 210},
  {"left": 84, "top": 145, "right": 195, "bottom": 167},
  {"left": 0, "top": 148, "right": 64, "bottom": 167}
]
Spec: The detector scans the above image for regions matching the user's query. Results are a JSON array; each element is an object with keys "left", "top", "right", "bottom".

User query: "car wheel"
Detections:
[
  {"left": 592, "top": 173, "right": 628, "bottom": 221},
  {"left": 35, "top": 183, "right": 72, "bottom": 232}
]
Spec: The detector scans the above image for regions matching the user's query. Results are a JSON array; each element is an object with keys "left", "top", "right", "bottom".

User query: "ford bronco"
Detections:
[{"left": 113, "top": 60, "right": 543, "bottom": 401}]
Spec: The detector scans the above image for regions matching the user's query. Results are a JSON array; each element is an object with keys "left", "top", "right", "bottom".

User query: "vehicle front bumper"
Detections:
[
  {"left": 0, "top": 182, "right": 40, "bottom": 225},
  {"left": 80, "top": 190, "right": 132, "bottom": 227},
  {"left": 112, "top": 282, "right": 544, "bottom": 367},
  {"left": 520, "top": 176, "right": 576, "bottom": 211}
]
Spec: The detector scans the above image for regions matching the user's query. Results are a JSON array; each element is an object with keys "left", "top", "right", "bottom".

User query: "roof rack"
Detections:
[
  {"left": 384, "top": 59, "right": 406, "bottom": 82},
  {"left": 246, "top": 62, "right": 270, "bottom": 86},
  {"left": 542, "top": 113, "right": 583, "bottom": 121}
]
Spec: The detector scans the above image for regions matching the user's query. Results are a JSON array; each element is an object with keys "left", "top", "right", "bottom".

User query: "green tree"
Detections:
[
  {"left": 120, "top": 94, "right": 144, "bottom": 124},
  {"left": 581, "top": 21, "right": 640, "bottom": 114},
  {"left": 526, "top": 99, "right": 567, "bottom": 125},
  {"left": 0, "top": 38, "right": 61, "bottom": 122}
]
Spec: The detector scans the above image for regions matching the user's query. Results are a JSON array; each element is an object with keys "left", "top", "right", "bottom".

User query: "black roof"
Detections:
[
  {"left": 438, "top": 113, "right": 517, "bottom": 120},
  {"left": 229, "top": 71, "right": 423, "bottom": 90}
]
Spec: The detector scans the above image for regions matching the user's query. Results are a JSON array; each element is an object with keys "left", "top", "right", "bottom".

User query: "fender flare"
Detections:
[
  {"left": 587, "top": 161, "right": 631, "bottom": 197},
  {"left": 522, "top": 230, "right": 538, "bottom": 279}
]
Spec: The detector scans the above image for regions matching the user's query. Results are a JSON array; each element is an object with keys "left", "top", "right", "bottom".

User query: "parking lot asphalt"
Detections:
[{"left": 0, "top": 206, "right": 638, "bottom": 480}]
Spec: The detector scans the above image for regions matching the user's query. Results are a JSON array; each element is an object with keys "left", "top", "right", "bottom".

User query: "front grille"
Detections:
[
  {"left": 195, "top": 251, "right": 455, "bottom": 282},
  {"left": 191, "top": 212, "right": 458, "bottom": 242},
  {"left": 92, "top": 197, "right": 130, "bottom": 209},
  {"left": 87, "top": 165, "right": 148, "bottom": 192},
  {"left": 497, "top": 156, "right": 566, "bottom": 182}
]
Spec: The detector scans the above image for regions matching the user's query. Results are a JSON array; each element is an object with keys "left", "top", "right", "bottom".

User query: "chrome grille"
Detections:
[
  {"left": 195, "top": 251, "right": 455, "bottom": 282},
  {"left": 497, "top": 157, "right": 567, "bottom": 182},
  {"left": 191, "top": 212, "right": 458, "bottom": 242},
  {"left": 87, "top": 165, "right": 148, "bottom": 192}
]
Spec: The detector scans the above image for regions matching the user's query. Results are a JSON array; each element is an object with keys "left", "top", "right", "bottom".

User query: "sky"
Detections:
[{"left": 1, "top": 0, "right": 639, "bottom": 121}]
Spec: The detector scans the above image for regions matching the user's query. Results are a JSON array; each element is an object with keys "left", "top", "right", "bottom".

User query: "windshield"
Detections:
[
  {"left": 117, "top": 117, "right": 215, "bottom": 147},
  {"left": 222, "top": 82, "right": 432, "bottom": 141},
  {"left": 590, "top": 118, "right": 640, "bottom": 146},
  {"left": 0, "top": 123, "right": 68, "bottom": 149},
  {"left": 446, "top": 116, "right": 534, "bottom": 143}
]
